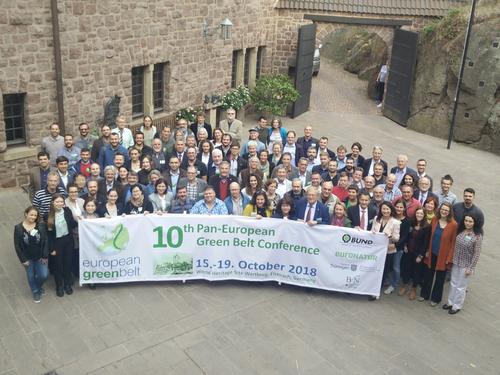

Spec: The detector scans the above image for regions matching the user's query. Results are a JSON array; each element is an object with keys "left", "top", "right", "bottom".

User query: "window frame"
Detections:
[
  {"left": 131, "top": 66, "right": 145, "bottom": 119},
  {"left": 3, "top": 93, "right": 26, "bottom": 146},
  {"left": 153, "top": 63, "right": 165, "bottom": 114}
]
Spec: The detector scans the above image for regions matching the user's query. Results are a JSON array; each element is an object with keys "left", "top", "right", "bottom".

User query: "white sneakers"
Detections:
[{"left": 384, "top": 285, "right": 395, "bottom": 295}]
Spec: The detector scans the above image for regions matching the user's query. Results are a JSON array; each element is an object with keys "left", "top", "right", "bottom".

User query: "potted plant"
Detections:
[
  {"left": 220, "top": 85, "right": 251, "bottom": 111},
  {"left": 251, "top": 74, "right": 300, "bottom": 116},
  {"left": 176, "top": 107, "right": 201, "bottom": 123}
]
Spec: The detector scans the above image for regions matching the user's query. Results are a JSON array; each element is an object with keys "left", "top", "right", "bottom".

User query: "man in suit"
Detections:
[
  {"left": 219, "top": 107, "right": 243, "bottom": 142},
  {"left": 208, "top": 161, "right": 237, "bottom": 201},
  {"left": 390, "top": 154, "right": 417, "bottom": 188},
  {"left": 363, "top": 145, "right": 388, "bottom": 177},
  {"left": 169, "top": 139, "right": 188, "bottom": 166},
  {"left": 207, "top": 149, "right": 224, "bottom": 179},
  {"left": 413, "top": 176, "right": 437, "bottom": 205},
  {"left": 226, "top": 142, "right": 247, "bottom": 178},
  {"left": 295, "top": 186, "right": 330, "bottom": 225},
  {"left": 216, "top": 133, "right": 233, "bottom": 159},
  {"left": 98, "top": 165, "right": 124, "bottom": 204},
  {"left": 291, "top": 157, "right": 312, "bottom": 187},
  {"left": 348, "top": 191, "right": 377, "bottom": 230},
  {"left": 315, "top": 136, "right": 336, "bottom": 160},
  {"left": 415, "top": 158, "right": 433, "bottom": 190},
  {"left": 296, "top": 125, "right": 318, "bottom": 155},
  {"left": 29, "top": 151, "right": 54, "bottom": 200},
  {"left": 178, "top": 165, "right": 207, "bottom": 202},
  {"left": 190, "top": 112, "right": 212, "bottom": 141}
]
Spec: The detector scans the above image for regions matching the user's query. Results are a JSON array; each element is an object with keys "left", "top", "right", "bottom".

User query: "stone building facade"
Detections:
[{"left": 0, "top": 0, "right": 458, "bottom": 188}]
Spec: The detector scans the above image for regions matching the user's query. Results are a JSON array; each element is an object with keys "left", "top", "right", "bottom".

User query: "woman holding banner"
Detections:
[
  {"left": 243, "top": 191, "right": 272, "bottom": 219},
  {"left": 419, "top": 202, "right": 457, "bottom": 306},
  {"left": 330, "top": 202, "right": 352, "bottom": 228},
  {"left": 272, "top": 197, "right": 296, "bottom": 220},
  {"left": 98, "top": 189, "right": 123, "bottom": 217},
  {"left": 369, "top": 201, "right": 400, "bottom": 300},
  {"left": 149, "top": 178, "right": 174, "bottom": 213},
  {"left": 47, "top": 194, "right": 78, "bottom": 297},
  {"left": 124, "top": 185, "right": 153, "bottom": 215}
]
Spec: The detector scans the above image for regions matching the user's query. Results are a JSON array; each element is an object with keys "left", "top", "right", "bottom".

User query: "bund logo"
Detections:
[
  {"left": 341, "top": 233, "right": 373, "bottom": 245},
  {"left": 98, "top": 224, "right": 130, "bottom": 254}
]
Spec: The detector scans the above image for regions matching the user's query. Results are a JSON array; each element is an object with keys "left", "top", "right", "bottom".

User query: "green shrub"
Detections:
[{"left": 251, "top": 74, "right": 300, "bottom": 116}]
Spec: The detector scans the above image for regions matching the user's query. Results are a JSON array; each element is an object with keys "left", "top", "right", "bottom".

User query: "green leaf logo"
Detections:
[{"left": 98, "top": 224, "right": 129, "bottom": 253}]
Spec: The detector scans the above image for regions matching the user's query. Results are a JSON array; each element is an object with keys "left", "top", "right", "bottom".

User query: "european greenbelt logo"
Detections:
[
  {"left": 97, "top": 224, "right": 130, "bottom": 254},
  {"left": 342, "top": 234, "right": 351, "bottom": 243}
]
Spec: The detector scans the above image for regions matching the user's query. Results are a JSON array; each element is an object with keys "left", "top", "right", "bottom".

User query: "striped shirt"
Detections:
[{"left": 32, "top": 187, "right": 67, "bottom": 221}]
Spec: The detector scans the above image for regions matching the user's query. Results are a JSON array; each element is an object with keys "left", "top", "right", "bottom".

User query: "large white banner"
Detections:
[{"left": 79, "top": 215, "right": 388, "bottom": 296}]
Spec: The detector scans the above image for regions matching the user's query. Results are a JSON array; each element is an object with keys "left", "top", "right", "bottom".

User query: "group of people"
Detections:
[{"left": 15, "top": 110, "right": 484, "bottom": 315}]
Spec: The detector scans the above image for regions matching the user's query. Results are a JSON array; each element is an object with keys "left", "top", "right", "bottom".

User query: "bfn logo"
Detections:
[
  {"left": 98, "top": 224, "right": 130, "bottom": 254},
  {"left": 342, "top": 234, "right": 373, "bottom": 245}
]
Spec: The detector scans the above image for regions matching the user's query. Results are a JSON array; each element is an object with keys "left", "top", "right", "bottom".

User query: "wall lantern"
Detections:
[{"left": 203, "top": 18, "right": 233, "bottom": 41}]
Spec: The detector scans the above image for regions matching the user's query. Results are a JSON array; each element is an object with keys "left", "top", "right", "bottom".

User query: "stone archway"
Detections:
[{"left": 317, "top": 24, "right": 391, "bottom": 100}]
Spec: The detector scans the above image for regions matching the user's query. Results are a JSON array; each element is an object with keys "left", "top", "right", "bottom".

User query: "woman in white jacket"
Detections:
[{"left": 370, "top": 201, "right": 400, "bottom": 300}]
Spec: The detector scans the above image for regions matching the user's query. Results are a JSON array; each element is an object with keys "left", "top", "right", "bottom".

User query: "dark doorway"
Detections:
[
  {"left": 383, "top": 29, "right": 418, "bottom": 126},
  {"left": 291, "top": 23, "right": 316, "bottom": 118}
]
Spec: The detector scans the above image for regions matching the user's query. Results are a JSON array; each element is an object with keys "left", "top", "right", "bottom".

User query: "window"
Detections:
[
  {"left": 256, "top": 46, "right": 265, "bottom": 80},
  {"left": 231, "top": 50, "right": 239, "bottom": 88},
  {"left": 153, "top": 63, "right": 165, "bottom": 113},
  {"left": 131, "top": 66, "right": 144, "bottom": 118},
  {"left": 244, "top": 49, "right": 251, "bottom": 86},
  {"left": 3, "top": 93, "right": 26, "bottom": 145}
]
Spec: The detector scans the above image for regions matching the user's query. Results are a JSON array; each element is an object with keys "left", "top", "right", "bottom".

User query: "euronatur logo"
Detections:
[
  {"left": 97, "top": 224, "right": 130, "bottom": 254},
  {"left": 342, "top": 234, "right": 373, "bottom": 245}
]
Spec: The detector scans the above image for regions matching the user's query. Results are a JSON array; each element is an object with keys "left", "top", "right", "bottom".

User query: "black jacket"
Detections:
[
  {"left": 190, "top": 122, "right": 212, "bottom": 141},
  {"left": 47, "top": 207, "right": 78, "bottom": 249},
  {"left": 14, "top": 222, "right": 49, "bottom": 263},
  {"left": 347, "top": 205, "right": 377, "bottom": 230}
]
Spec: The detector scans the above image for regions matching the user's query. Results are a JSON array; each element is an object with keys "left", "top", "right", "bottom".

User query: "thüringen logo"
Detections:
[{"left": 97, "top": 224, "right": 130, "bottom": 254}]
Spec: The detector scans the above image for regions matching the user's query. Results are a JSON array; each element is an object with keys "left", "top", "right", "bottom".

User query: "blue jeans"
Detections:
[
  {"left": 25, "top": 259, "right": 49, "bottom": 295},
  {"left": 391, "top": 250, "right": 403, "bottom": 288},
  {"left": 382, "top": 250, "right": 403, "bottom": 288}
]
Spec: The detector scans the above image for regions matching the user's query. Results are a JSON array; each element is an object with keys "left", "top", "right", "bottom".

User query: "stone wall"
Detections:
[
  {"left": 0, "top": 1, "right": 451, "bottom": 188},
  {"left": 0, "top": 1, "right": 57, "bottom": 187},
  {"left": 0, "top": 0, "right": 278, "bottom": 188}
]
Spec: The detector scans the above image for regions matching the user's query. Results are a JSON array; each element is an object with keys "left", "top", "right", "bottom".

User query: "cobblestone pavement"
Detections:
[
  {"left": 310, "top": 60, "right": 378, "bottom": 115},
  {"left": 1, "top": 69, "right": 500, "bottom": 375}
]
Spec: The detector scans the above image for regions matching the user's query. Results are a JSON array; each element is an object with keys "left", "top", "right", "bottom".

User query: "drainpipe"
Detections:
[{"left": 50, "top": 0, "right": 65, "bottom": 133}]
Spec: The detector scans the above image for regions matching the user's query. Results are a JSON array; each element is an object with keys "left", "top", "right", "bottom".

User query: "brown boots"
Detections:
[
  {"left": 398, "top": 284, "right": 408, "bottom": 296},
  {"left": 409, "top": 287, "right": 417, "bottom": 300}
]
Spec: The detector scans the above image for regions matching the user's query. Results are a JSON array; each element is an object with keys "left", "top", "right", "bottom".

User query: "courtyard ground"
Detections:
[{"left": 1, "top": 60, "right": 499, "bottom": 375}]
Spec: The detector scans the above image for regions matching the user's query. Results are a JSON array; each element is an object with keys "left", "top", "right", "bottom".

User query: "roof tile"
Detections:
[{"left": 275, "top": 0, "right": 463, "bottom": 16}]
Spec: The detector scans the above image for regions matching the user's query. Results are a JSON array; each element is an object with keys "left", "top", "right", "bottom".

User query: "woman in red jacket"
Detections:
[{"left": 418, "top": 202, "right": 458, "bottom": 306}]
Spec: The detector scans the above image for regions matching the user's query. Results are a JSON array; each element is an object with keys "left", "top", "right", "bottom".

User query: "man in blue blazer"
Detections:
[
  {"left": 295, "top": 186, "right": 330, "bottom": 225},
  {"left": 347, "top": 192, "right": 377, "bottom": 230}
]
